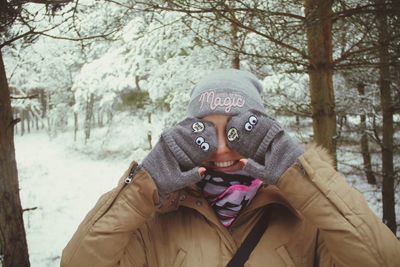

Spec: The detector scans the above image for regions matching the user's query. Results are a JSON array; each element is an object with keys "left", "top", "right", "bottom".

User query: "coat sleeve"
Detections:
[
  {"left": 60, "top": 162, "right": 159, "bottom": 267},
  {"left": 277, "top": 145, "right": 400, "bottom": 267}
]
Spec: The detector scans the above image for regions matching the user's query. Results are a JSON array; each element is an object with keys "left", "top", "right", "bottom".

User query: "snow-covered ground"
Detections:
[
  {"left": 15, "top": 126, "right": 399, "bottom": 267},
  {"left": 16, "top": 130, "right": 132, "bottom": 267}
]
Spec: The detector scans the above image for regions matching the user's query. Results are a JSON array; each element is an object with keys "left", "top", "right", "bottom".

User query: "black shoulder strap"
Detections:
[{"left": 226, "top": 209, "right": 270, "bottom": 267}]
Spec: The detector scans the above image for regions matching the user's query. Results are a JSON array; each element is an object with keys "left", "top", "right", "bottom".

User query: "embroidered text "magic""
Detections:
[{"left": 198, "top": 90, "right": 245, "bottom": 113}]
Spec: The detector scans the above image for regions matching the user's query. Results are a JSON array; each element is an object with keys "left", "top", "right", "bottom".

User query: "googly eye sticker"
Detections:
[
  {"left": 227, "top": 127, "right": 239, "bottom": 142},
  {"left": 195, "top": 136, "right": 210, "bottom": 152},
  {"left": 195, "top": 136, "right": 205, "bottom": 145},
  {"left": 200, "top": 142, "right": 210, "bottom": 151},
  {"left": 192, "top": 121, "right": 205, "bottom": 133},
  {"left": 248, "top": 115, "right": 258, "bottom": 125},
  {"left": 245, "top": 122, "right": 253, "bottom": 131},
  {"left": 245, "top": 115, "right": 258, "bottom": 132}
]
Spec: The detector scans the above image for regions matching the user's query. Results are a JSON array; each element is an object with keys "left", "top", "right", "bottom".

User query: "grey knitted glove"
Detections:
[
  {"left": 141, "top": 118, "right": 217, "bottom": 197},
  {"left": 225, "top": 110, "right": 304, "bottom": 184}
]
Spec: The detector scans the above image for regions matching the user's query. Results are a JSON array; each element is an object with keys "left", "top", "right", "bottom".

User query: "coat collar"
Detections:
[
  {"left": 178, "top": 184, "right": 302, "bottom": 225},
  {"left": 155, "top": 184, "right": 302, "bottom": 252},
  {"left": 241, "top": 185, "right": 302, "bottom": 219}
]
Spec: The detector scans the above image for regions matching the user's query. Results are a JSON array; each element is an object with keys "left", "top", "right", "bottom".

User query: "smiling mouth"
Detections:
[{"left": 212, "top": 160, "right": 238, "bottom": 168}]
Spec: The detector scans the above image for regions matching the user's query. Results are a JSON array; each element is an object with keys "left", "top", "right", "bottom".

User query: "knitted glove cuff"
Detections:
[
  {"left": 254, "top": 122, "right": 283, "bottom": 163},
  {"left": 161, "top": 132, "right": 195, "bottom": 169}
]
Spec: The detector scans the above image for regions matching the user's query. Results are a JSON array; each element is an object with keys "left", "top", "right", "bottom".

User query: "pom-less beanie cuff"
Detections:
[
  {"left": 162, "top": 132, "right": 195, "bottom": 168},
  {"left": 254, "top": 123, "right": 283, "bottom": 163}
]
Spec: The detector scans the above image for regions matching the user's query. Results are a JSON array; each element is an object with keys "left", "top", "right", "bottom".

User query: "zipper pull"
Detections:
[{"left": 124, "top": 166, "right": 137, "bottom": 184}]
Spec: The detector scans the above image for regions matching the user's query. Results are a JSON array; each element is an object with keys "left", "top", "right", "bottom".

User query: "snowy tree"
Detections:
[
  {"left": 0, "top": 1, "right": 78, "bottom": 265},
  {"left": 0, "top": 0, "right": 133, "bottom": 264},
  {"left": 72, "top": 9, "right": 228, "bottom": 133}
]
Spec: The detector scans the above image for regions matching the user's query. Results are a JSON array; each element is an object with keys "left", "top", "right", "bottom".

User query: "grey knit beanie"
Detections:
[{"left": 187, "top": 69, "right": 265, "bottom": 118}]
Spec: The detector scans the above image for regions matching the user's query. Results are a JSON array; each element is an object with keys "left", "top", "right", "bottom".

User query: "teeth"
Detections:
[{"left": 214, "top": 160, "right": 235, "bottom": 168}]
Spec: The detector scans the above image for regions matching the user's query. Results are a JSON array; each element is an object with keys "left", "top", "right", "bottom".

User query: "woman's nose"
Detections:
[{"left": 215, "top": 128, "right": 230, "bottom": 154}]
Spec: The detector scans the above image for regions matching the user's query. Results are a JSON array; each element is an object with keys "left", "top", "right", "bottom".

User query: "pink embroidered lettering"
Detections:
[
  {"left": 199, "top": 91, "right": 215, "bottom": 109},
  {"left": 198, "top": 90, "right": 246, "bottom": 113}
]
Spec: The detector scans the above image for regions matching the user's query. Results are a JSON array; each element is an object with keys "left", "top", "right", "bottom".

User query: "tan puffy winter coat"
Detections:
[{"left": 61, "top": 146, "right": 400, "bottom": 267}]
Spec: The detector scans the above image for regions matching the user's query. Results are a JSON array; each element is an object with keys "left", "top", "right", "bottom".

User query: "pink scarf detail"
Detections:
[{"left": 198, "top": 170, "right": 262, "bottom": 227}]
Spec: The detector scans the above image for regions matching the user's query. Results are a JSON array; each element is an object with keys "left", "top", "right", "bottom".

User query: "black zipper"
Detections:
[
  {"left": 92, "top": 164, "right": 139, "bottom": 225},
  {"left": 124, "top": 165, "right": 139, "bottom": 184}
]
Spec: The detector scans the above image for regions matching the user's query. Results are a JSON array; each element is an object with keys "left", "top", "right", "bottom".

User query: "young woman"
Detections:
[{"left": 61, "top": 69, "right": 400, "bottom": 267}]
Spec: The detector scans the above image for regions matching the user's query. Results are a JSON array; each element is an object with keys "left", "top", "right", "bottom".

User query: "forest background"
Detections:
[{"left": 0, "top": 0, "right": 399, "bottom": 266}]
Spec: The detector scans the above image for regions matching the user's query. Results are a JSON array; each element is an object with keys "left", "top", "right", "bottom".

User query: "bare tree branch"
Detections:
[
  {"left": 22, "top": 207, "right": 38, "bottom": 212},
  {"left": 38, "top": 29, "right": 120, "bottom": 41},
  {"left": 10, "top": 94, "right": 38, "bottom": 99},
  {"left": 0, "top": 29, "right": 36, "bottom": 48},
  {"left": 333, "top": 2, "right": 399, "bottom": 21}
]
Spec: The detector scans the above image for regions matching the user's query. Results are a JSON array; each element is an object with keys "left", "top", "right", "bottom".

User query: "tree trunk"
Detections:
[
  {"left": 376, "top": 0, "right": 396, "bottom": 234},
  {"left": 26, "top": 110, "right": 30, "bottom": 134},
  {"left": 0, "top": 50, "right": 30, "bottom": 266},
  {"left": 304, "top": 0, "right": 337, "bottom": 164},
  {"left": 20, "top": 110, "right": 25, "bottom": 136},
  {"left": 46, "top": 94, "right": 51, "bottom": 133},
  {"left": 107, "top": 110, "right": 113, "bottom": 123},
  {"left": 135, "top": 75, "right": 141, "bottom": 91},
  {"left": 91, "top": 109, "right": 95, "bottom": 129},
  {"left": 47, "top": 116, "right": 51, "bottom": 134},
  {"left": 98, "top": 111, "right": 103, "bottom": 127},
  {"left": 295, "top": 115, "right": 300, "bottom": 127},
  {"left": 357, "top": 83, "right": 376, "bottom": 185},
  {"left": 39, "top": 89, "right": 46, "bottom": 129},
  {"left": 14, "top": 111, "right": 18, "bottom": 135},
  {"left": 74, "top": 112, "right": 78, "bottom": 142},
  {"left": 147, "top": 113, "right": 152, "bottom": 149},
  {"left": 35, "top": 116, "right": 39, "bottom": 131},
  {"left": 230, "top": 21, "right": 240, "bottom": 69},
  {"left": 84, "top": 93, "right": 94, "bottom": 144}
]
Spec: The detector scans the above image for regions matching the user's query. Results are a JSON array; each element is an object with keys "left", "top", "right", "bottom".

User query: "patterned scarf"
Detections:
[{"left": 197, "top": 170, "right": 263, "bottom": 228}]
